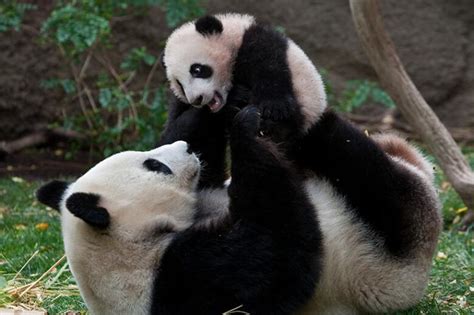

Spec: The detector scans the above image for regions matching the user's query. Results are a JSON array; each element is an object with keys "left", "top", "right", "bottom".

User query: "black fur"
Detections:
[
  {"left": 66, "top": 193, "right": 110, "bottom": 229},
  {"left": 195, "top": 15, "right": 223, "bottom": 36},
  {"left": 231, "top": 23, "right": 305, "bottom": 145},
  {"left": 292, "top": 111, "right": 433, "bottom": 257},
  {"left": 159, "top": 96, "right": 236, "bottom": 189},
  {"left": 151, "top": 107, "right": 322, "bottom": 315},
  {"left": 160, "top": 21, "right": 307, "bottom": 184},
  {"left": 36, "top": 180, "right": 69, "bottom": 211}
]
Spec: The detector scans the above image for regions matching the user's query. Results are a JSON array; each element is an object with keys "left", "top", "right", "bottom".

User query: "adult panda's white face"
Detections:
[
  {"left": 37, "top": 141, "right": 200, "bottom": 314},
  {"left": 163, "top": 14, "right": 255, "bottom": 113},
  {"left": 38, "top": 141, "right": 200, "bottom": 239}
]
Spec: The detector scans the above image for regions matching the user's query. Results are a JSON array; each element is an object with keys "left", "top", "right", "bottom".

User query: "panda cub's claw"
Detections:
[
  {"left": 232, "top": 106, "right": 261, "bottom": 138},
  {"left": 258, "top": 96, "right": 296, "bottom": 122}
]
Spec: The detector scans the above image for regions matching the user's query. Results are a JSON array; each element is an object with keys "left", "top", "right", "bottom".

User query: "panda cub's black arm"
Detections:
[
  {"left": 152, "top": 107, "right": 322, "bottom": 315},
  {"left": 159, "top": 95, "right": 230, "bottom": 188}
]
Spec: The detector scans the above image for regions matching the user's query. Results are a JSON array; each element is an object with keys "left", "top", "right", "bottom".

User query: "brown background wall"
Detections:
[{"left": 1, "top": 0, "right": 473, "bottom": 140}]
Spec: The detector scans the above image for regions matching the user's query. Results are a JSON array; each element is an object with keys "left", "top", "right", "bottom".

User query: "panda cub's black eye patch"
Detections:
[
  {"left": 143, "top": 159, "right": 173, "bottom": 175},
  {"left": 190, "top": 64, "right": 213, "bottom": 79}
]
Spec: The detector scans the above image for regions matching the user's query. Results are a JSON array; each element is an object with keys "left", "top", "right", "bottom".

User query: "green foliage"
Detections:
[
  {"left": 121, "top": 46, "right": 157, "bottom": 71},
  {"left": 41, "top": 78, "right": 76, "bottom": 95},
  {"left": 0, "top": 2, "right": 36, "bottom": 32},
  {"left": 41, "top": 5, "right": 110, "bottom": 57},
  {"left": 35, "top": 0, "right": 204, "bottom": 157},
  {"left": 163, "top": 0, "right": 204, "bottom": 27},
  {"left": 321, "top": 69, "right": 395, "bottom": 112}
]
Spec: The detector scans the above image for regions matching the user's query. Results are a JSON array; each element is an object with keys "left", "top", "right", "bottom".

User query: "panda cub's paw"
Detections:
[
  {"left": 232, "top": 106, "right": 261, "bottom": 138},
  {"left": 258, "top": 95, "right": 297, "bottom": 121}
]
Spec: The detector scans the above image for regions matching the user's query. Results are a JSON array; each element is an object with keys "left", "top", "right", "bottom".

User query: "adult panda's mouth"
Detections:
[{"left": 207, "top": 92, "right": 224, "bottom": 113}]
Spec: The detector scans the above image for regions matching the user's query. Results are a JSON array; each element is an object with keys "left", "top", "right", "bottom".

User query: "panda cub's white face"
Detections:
[
  {"left": 164, "top": 30, "right": 232, "bottom": 113},
  {"left": 66, "top": 141, "right": 200, "bottom": 238},
  {"left": 163, "top": 14, "right": 255, "bottom": 113}
]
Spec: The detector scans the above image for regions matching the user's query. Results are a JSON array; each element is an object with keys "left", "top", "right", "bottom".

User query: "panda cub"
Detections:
[
  {"left": 36, "top": 108, "right": 322, "bottom": 315},
  {"left": 162, "top": 13, "right": 327, "bottom": 141}
]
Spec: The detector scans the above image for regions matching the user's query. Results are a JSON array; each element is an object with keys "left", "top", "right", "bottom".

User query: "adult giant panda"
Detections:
[
  {"left": 160, "top": 104, "right": 442, "bottom": 315},
  {"left": 159, "top": 14, "right": 442, "bottom": 314},
  {"left": 36, "top": 108, "right": 323, "bottom": 315}
]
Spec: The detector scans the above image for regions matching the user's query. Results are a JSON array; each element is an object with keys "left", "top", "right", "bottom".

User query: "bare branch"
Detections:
[{"left": 350, "top": 0, "right": 474, "bottom": 226}]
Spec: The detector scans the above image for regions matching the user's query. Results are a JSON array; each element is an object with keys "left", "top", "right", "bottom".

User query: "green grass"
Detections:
[{"left": 0, "top": 152, "right": 473, "bottom": 314}]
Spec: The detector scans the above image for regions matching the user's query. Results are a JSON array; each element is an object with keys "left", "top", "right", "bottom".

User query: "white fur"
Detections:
[
  {"left": 164, "top": 13, "right": 327, "bottom": 126},
  {"left": 59, "top": 137, "right": 440, "bottom": 314},
  {"left": 164, "top": 14, "right": 255, "bottom": 106},
  {"left": 296, "top": 178, "right": 439, "bottom": 314},
  {"left": 286, "top": 40, "right": 327, "bottom": 131}
]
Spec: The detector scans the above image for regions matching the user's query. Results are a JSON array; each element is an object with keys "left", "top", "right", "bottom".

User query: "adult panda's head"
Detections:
[
  {"left": 37, "top": 141, "right": 201, "bottom": 313},
  {"left": 162, "top": 14, "right": 255, "bottom": 113},
  {"left": 36, "top": 141, "right": 200, "bottom": 238}
]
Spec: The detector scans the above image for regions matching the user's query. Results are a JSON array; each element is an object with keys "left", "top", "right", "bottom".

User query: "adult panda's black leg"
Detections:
[
  {"left": 295, "top": 110, "right": 438, "bottom": 257},
  {"left": 225, "top": 106, "right": 322, "bottom": 313},
  {"left": 159, "top": 95, "right": 232, "bottom": 188},
  {"left": 152, "top": 107, "right": 322, "bottom": 315}
]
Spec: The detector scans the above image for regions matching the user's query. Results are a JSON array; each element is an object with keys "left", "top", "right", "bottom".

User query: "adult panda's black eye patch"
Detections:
[
  {"left": 143, "top": 159, "right": 173, "bottom": 175},
  {"left": 190, "top": 64, "right": 213, "bottom": 79}
]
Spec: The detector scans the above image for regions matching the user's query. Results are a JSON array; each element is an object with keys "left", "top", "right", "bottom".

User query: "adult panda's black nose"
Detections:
[
  {"left": 186, "top": 143, "right": 193, "bottom": 154},
  {"left": 192, "top": 95, "right": 203, "bottom": 106}
]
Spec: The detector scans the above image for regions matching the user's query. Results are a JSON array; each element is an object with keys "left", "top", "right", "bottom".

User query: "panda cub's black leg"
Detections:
[
  {"left": 159, "top": 95, "right": 232, "bottom": 188},
  {"left": 295, "top": 111, "right": 437, "bottom": 256}
]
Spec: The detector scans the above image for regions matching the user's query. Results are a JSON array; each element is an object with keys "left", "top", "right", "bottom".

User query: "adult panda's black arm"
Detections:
[
  {"left": 151, "top": 107, "right": 322, "bottom": 315},
  {"left": 295, "top": 110, "right": 435, "bottom": 256},
  {"left": 158, "top": 95, "right": 230, "bottom": 189}
]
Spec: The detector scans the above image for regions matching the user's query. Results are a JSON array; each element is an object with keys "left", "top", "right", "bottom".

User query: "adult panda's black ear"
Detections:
[
  {"left": 195, "top": 15, "right": 223, "bottom": 36},
  {"left": 159, "top": 50, "right": 166, "bottom": 69},
  {"left": 36, "top": 180, "right": 69, "bottom": 211},
  {"left": 66, "top": 193, "right": 110, "bottom": 229}
]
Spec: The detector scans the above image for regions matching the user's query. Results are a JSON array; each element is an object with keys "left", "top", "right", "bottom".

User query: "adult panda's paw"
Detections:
[
  {"left": 232, "top": 106, "right": 261, "bottom": 138},
  {"left": 258, "top": 95, "right": 297, "bottom": 121}
]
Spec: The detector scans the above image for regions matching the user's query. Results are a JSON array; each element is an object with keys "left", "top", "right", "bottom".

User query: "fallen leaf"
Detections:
[
  {"left": 11, "top": 176, "right": 25, "bottom": 183},
  {"left": 436, "top": 251, "right": 448, "bottom": 260},
  {"left": 441, "top": 181, "right": 450, "bottom": 191},
  {"left": 453, "top": 215, "right": 461, "bottom": 224},
  {"left": 14, "top": 224, "right": 27, "bottom": 230},
  {"left": 456, "top": 207, "right": 468, "bottom": 214},
  {"left": 35, "top": 222, "right": 49, "bottom": 231}
]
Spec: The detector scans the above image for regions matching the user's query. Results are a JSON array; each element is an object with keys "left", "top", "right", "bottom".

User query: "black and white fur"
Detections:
[
  {"left": 159, "top": 14, "right": 442, "bottom": 310},
  {"left": 160, "top": 101, "right": 442, "bottom": 314},
  {"left": 162, "top": 13, "right": 326, "bottom": 142},
  {"left": 36, "top": 108, "right": 323, "bottom": 315}
]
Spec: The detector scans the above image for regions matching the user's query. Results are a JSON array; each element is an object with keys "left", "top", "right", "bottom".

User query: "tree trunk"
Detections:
[{"left": 349, "top": 0, "right": 474, "bottom": 227}]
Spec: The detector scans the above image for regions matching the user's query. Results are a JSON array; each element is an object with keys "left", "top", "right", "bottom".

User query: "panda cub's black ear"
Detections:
[
  {"left": 195, "top": 15, "right": 223, "bottom": 36},
  {"left": 36, "top": 180, "right": 69, "bottom": 211},
  {"left": 66, "top": 193, "right": 110, "bottom": 229}
]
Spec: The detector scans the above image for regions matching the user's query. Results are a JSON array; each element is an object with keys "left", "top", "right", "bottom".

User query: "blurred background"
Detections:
[
  {"left": 1, "top": 0, "right": 473, "bottom": 178},
  {"left": 0, "top": 1, "right": 473, "bottom": 314}
]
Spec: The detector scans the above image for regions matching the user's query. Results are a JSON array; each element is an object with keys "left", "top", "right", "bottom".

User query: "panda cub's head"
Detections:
[
  {"left": 163, "top": 14, "right": 255, "bottom": 113},
  {"left": 37, "top": 141, "right": 200, "bottom": 238}
]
